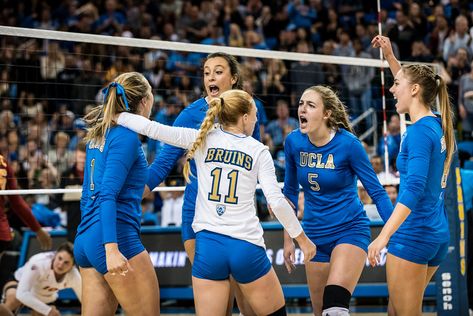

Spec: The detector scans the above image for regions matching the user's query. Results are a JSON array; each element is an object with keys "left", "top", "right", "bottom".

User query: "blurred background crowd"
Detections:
[{"left": 1, "top": 0, "right": 473, "bottom": 230}]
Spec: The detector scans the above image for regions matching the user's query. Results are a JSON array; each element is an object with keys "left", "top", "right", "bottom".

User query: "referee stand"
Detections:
[{"left": 436, "top": 154, "right": 469, "bottom": 315}]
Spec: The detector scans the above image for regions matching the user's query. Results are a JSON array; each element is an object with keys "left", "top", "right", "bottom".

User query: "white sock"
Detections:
[{"left": 322, "top": 306, "right": 350, "bottom": 316}]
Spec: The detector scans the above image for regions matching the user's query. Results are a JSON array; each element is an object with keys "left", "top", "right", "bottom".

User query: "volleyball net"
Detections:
[{"left": 0, "top": 26, "right": 402, "bottom": 198}]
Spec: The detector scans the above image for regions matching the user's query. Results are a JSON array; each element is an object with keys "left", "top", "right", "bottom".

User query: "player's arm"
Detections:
[
  {"left": 117, "top": 112, "right": 199, "bottom": 149},
  {"left": 369, "top": 126, "right": 433, "bottom": 265},
  {"left": 257, "top": 148, "right": 316, "bottom": 264},
  {"left": 257, "top": 148, "right": 302, "bottom": 238},
  {"left": 5, "top": 164, "right": 52, "bottom": 250},
  {"left": 282, "top": 136, "right": 299, "bottom": 212},
  {"left": 99, "top": 133, "right": 139, "bottom": 274},
  {"left": 16, "top": 264, "right": 53, "bottom": 315},
  {"left": 349, "top": 139, "right": 394, "bottom": 222},
  {"left": 118, "top": 109, "right": 196, "bottom": 191}
]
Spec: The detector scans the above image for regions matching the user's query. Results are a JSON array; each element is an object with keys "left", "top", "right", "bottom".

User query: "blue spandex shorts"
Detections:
[
  {"left": 74, "top": 222, "right": 145, "bottom": 274},
  {"left": 388, "top": 239, "right": 449, "bottom": 266},
  {"left": 181, "top": 207, "right": 196, "bottom": 242},
  {"left": 192, "top": 230, "right": 271, "bottom": 284},
  {"left": 309, "top": 226, "right": 370, "bottom": 263}
]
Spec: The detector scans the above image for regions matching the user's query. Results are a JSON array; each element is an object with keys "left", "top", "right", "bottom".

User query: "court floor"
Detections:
[{"left": 14, "top": 297, "right": 439, "bottom": 315}]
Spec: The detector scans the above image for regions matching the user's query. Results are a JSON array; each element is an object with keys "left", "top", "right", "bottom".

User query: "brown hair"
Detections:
[
  {"left": 303, "top": 85, "right": 354, "bottom": 133},
  {"left": 55, "top": 241, "right": 74, "bottom": 263},
  {"left": 183, "top": 89, "right": 254, "bottom": 182},
  {"left": 403, "top": 64, "right": 455, "bottom": 186},
  {"left": 84, "top": 72, "right": 150, "bottom": 147}
]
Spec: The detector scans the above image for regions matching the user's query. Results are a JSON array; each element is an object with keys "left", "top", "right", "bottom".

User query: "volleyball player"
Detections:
[
  {"left": 117, "top": 89, "right": 316, "bottom": 315},
  {"left": 0, "top": 242, "right": 80, "bottom": 316},
  {"left": 369, "top": 35, "right": 455, "bottom": 315},
  {"left": 283, "top": 85, "right": 394, "bottom": 316},
  {"left": 73, "top": 72, "right": 159, "bottom": 315},
  {"left": 144, "top": 52, "right": 260, "bottom": 315}
]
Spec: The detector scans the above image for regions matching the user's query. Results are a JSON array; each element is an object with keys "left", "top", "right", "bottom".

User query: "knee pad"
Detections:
[
  {"left": 322, "top": 284, "right": 351, "bottom": 310},
  {"left": 268, "top": 305, "right": 287, "bottom": 316}
]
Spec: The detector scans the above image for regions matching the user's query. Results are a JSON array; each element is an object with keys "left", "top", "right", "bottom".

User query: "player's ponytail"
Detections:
[{"left": 183, "top": 97, "right": 222, "bottom": 183}]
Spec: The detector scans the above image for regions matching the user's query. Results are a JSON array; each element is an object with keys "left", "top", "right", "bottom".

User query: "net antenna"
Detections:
[{"left": 377, "top": 0, "right": 391, "bottom": 183}]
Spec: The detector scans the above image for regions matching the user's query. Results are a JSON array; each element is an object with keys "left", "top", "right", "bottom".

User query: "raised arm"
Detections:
[{"left": 371, "top": 35, "right": 401, "bottom": 76}]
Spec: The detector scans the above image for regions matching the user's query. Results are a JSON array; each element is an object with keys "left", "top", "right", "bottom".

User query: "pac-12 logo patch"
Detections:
[{"left": 216, "top": 204, "right": 226, "bottom": 216}]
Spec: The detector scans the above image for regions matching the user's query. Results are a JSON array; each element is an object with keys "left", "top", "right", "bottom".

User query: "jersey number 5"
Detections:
[
  {"left": 208, "top": 167, "right": 239, "bottom": 204},
  {"left": 308, "top": 173, "right": 320, "bottom": 191}
]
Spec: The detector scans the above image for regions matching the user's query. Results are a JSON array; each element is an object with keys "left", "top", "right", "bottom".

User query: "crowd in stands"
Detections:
[{"left": 1, "top": 0, "right": 473, "bottom": 226}]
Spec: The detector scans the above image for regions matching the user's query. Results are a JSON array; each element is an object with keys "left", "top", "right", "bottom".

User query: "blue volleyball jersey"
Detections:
[
  {"left": 78, "top": 126, "right": 148, "bottom": 244},
  {"left": 283, "top": 129, "right": 393, "bottom": 244},
  {"left": 393, "top": 115, "right": 449, "bottom": 244},
  {"left": 146, "top": 97, "right": 261, "bottom": 210}
]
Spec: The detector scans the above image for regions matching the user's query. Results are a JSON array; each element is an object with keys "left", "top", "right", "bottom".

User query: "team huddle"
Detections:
[{"left": 1, "top": 35, "right": 454, "bottom": 316}]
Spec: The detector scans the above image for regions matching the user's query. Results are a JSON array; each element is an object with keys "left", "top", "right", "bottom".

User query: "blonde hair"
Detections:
[
  {"left": 183, "top": 89, "right": 253, "bottom": 182},
  {"left": 303, "top": 85, "right": 354, "bottom": 133},
  {"left": 84, "top": 72, "right": 150, "bottom": 147},
  {"left": 403, "top": 64, "right": 455, "bottom": 186}
]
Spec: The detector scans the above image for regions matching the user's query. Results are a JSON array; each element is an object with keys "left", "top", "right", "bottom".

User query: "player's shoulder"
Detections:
[
  {"left": 286, "top": 128, "right": 303, "bottom": 142},
  {"left": 109, "top": 125, "right": 140, "bottom": 144},
  {"left": 27, "top": 252, "right": 54, "bottom": 271},
  {"left": 183, "top": 98, "right": 207, "bottom": 113}
]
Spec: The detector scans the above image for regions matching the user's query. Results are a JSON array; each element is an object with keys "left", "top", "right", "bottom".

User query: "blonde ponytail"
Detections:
[
  {"left": 183, "top": 98, "right": 222, "bottom": 183},
  {"left": 437, "top": 78, "right": 455, "bottom": 187}
]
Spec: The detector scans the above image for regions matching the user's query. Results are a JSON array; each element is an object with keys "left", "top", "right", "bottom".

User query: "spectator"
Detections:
[
  {"left": 427, "top": 15, "right": 449, "bottom": 58},
  {"left": 341, "top": 38, "right": 375, "bottom": 126},
  {"left": 387, "top": 9, "right": 416, "bottom": 60},
  {"left": 459, "top": 60, "right": 473, "bottom": 139},
  {"left": 68, "top": 118, "right": 87, "bottom": 151},
  {"left": 447, "top": 46, "right": 471, "bottom": 114},
  {"left": 262, "top": 59, "right": 289, "bottom": 107},
  {"left": 370, "top": 155, "right": 398, "bottom": 184},
  {"left": 265, "top": 99, "right": 299, "bottom": 154},
  {"left": 47, "top": 132, "right": 72, "bottom": 177},
  {"left": 290, "top": 41, "right": 324, "bottom": 106},
  {"left": 443, "top": 15, "right": 472, "bottom": 62},
  {"left": 384, "top": 184, "right": 398, "bottom": 205},
  {"left": 60, "top": 141, "right": 86, "bottom": 242},
  {"left": 93, "top": 0, "right": 126, "bottom": 35},
  {"left": 377, "top": 113, "right": 401, "bottom": 165}
]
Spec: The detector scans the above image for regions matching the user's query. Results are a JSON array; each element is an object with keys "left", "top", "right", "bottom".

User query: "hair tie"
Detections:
[
  {"left": 186, "top": 158, "right": 191, "bottom": 162},
  {"left": 434, "top": 74, "right": 441, "bottom": 87},
  {"left": 220, "top": 97, "right": 224, "bottom": 106},
  {"left": 102, "top": 82, "right": 130, "bottom": 111}
]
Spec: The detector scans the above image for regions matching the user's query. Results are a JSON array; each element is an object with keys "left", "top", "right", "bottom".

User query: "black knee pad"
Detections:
[
  {"left": 268, "top": 305, "right": 287, "bottom": 316},
  {"left": 322, "top": 284, "right": 351, "bottom": 310}
]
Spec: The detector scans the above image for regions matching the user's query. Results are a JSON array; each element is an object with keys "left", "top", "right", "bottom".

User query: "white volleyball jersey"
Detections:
[
  {"left": 118, "top": 113, "right": 303, "bottom": 248},
  {"left": 15, "top": 252, "right": 81, "bottom": 315}
]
